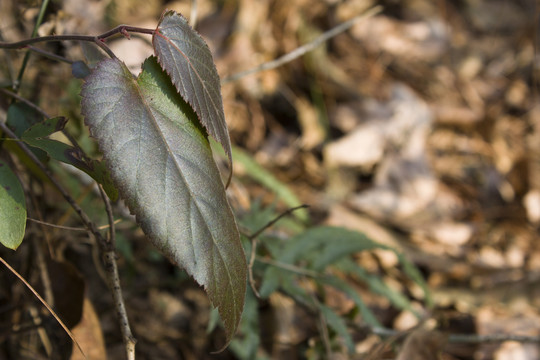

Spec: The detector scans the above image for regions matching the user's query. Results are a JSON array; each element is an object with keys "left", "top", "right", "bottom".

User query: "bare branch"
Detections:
[
  {"left": 248, "top": 204, "right": 309, "bottom": 241},
  {"left": 369, "top": 326, "right": 540, "bottom": 344},
  {"left": 221, "top": 6, "right": 382, "bottom": 84},
  {"left": 0, "top": 25, "right": 154, "bottom": 50},
  {"left": 246, "top": 205, "right": 308, "bottom": 297},
  {"left": 98, "top": 185, "right": 136, "bottom": 359}
]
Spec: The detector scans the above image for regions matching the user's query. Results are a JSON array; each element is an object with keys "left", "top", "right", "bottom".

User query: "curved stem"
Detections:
[
  {"left": 0, "top": 25, "right": 155, "bottom": 50},
  {"left": 27, "top": 45, "right": 74, "bottom": 64}
]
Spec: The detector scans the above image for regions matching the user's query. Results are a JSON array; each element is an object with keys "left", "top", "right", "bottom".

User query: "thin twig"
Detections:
[
  {"left": 0, "top": 88, "right": 49, "bottom": 118},
  {"left": 13, "top": 0, "right": 51, "bottom": 92},
  {"left": 31, "top": 236, "right": 54, "bottom": 307},
  {"left": 27, "top": 45, "right": 74, "bottom": 64},
  {"left": 0, "top": 256, "right": 85, "bottom": 358},
  {"left": 28, "top": 180, "right": 55, "bottom": 257},
  {"left": 314, "top": 298, "right": 332, "bottom": 358},
  {"left": 0, "top": 24, "right": 154, "bottom": 65},
  {"left": 247, "top": 237, "right": 261, "bottom": 298},
  {"left": 99, "top": 185, "right": 116, "bottom": 244},
  {"left": 221, "top": 6, "right": 383, "bottom": 84},
  {"left": 98, "top": 185, "right": 136, "bottom": 360},
  {"left": 0, "top": 31, "right": 17, "bottom": 84},
  {"left": 0, "top": 25, "right": 154, "bottom": 49},
  {"left": 0, "top": 121, "right": 135, "bottom": 359},
  {"left": 368, "top": 325, "right": 540, "bottom": 344},
  {"left": 246, "top": 204, "right": 309, "bottom": 297},
  {"left": 256, "top": 257, "right": 320, "bottom": 278},
  {"left": 27, "top": 217, "right": 122, "bottom": 231},
  {"left": 247, "top": 204, "right": 309, "bottom": 241},
  {"left": 28, "top": 306, "right": 53, "bottom": 357},
  {"left": 448, "top": 333, "right": 540, "bottom": 344},
  {"left": 93, "top": 39, "right": 117, "bottom": 60}
]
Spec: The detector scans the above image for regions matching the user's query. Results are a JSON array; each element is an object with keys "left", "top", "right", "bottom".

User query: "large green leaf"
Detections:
[
  {"left": 153, "top": 10, "right": 233, "bottom": 183},
  {"left": 80, "top": 57, "right": 246, "bottom": 343},
  {"left": 0, "top": 161, "right": 26, "bottom": 250}
]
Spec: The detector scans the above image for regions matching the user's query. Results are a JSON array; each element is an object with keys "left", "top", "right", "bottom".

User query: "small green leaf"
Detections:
[
  {"left": 6, "top": 102, "right": 48, "bottom": 161},
  {"left": 321, "top": 276, "right": 380, "bottom": 327},
  {"left": 319, "top": 304, "right": 354, "bottom": 352},
  {"left": 21, "top": 119, "right": 118, "bottom": 201},
  {"left": 80, "top": 57, "right": 246, "bottom": 344},
  {"left": 396, "top": 253, "right": 433, "bottom": 307},
  {"left": 338, "top": 258, "right": 418, "bottom": 316},
  {"left": 0, "top": 161, "right": 27, "bottom": 250},
  {"left": 259, "top": 266, "right": 287, "bottom": 299},
  {"left": 21, "top": 116, "right": 68, "bottom": 138},
  {"left": 274, "top": 226, "right": 380, "bottom": 266},
  {"left": 6, "top": 102, "right": 44, "bottom": 137},
  {"left": 231, "top": 146, "right": 308, "bottom": 221}
]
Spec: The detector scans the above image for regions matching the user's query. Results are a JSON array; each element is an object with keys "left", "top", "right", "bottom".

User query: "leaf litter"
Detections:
[{"left": 1, "top": 0, "right": 540, "bottom": 358}]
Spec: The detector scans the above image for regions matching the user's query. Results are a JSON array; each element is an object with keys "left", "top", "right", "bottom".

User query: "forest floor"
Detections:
[{"left": 1, "top": 0, "right": 540, "bottom": 359}]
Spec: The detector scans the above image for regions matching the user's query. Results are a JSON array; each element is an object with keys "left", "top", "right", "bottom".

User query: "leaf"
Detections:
[
  {"left": 259, "top": 266, "right": 289, "bottom": 299},
  {"left": 319, "top": 304, "right": 355, "bottom": 352},
  {"left": 153, "top": 10, "right": 233, "bottom": 184},
  {"left": 278, "top": 226, "right": 381, "bottom": 265},
  {"left": 230, "top": 146, "right": 308, "bottom": 221},
  {"left": 20, "top": 116, "right": 68, "bottom": 138},
  {"left": 396, "top": 253, "right": 433, "bottom": 307},
  {"left": 320, "top": 276, "right": 380, "bottom": 327},
  {"left": 338, "top": 258, "right": 418, "bottom": 316},
  {"left": 302, "top": 227, "right": 382, "bottom": 271},
  {"left": 6, "top": 102, "right": 43, "bottom": 137},
  {"left": 0, "top": 161, "right": 26, "bottom": 250},
  {"left": 21, "top": 118, "right": 118, "bottom": 201},
  {"left": 80, "top": 57, "right": 246, "bottom": 344},
  {"left": 259, "top": 226, "right": 379, "bottom": 297},
  {"left": 5, "top": 102, "right": 48, "bottom": 162}
]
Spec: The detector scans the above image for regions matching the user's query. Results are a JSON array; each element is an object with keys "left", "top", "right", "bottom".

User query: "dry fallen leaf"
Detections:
[
  {"left": 396, "top": 328, "right": 448, "bottom": 360},
  {"left": 70, "top": 298, "right": 107, "bottom": 360}
]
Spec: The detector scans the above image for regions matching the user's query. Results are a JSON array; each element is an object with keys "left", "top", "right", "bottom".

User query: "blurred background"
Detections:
[{"left": 1, "top": 0, "right": 540, "bottom": 359}]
